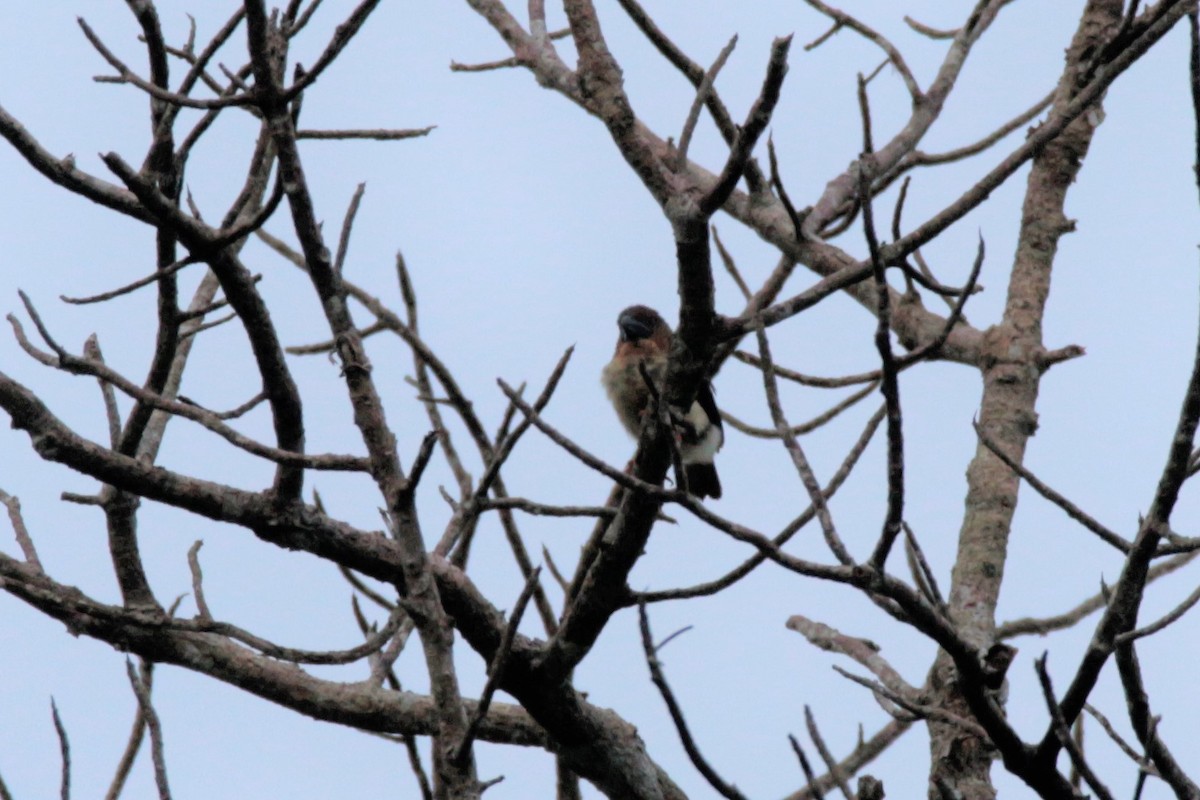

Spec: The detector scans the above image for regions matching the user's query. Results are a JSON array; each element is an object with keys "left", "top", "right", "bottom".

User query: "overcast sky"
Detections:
[{"left": 2, "top": 2, "right": 1199, "bottom": 798}]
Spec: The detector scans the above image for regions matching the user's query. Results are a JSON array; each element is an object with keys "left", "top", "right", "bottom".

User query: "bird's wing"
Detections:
[{"left": 695, "top": 380, "right": 722, "bottom": 433}]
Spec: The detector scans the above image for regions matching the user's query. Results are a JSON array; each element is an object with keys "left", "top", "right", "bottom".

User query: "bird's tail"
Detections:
[{"left": 685, "top": 462, "right": 722, "bottom": 500}]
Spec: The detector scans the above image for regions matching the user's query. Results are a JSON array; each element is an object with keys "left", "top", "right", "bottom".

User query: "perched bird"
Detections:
[{"left": 601, "top": 305, "right": 724, "bottom": 499}]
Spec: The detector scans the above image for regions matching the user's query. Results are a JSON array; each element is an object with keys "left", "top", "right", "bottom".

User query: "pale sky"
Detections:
[{"left": 2, "top": 2, "right": 1199, "bottom": 798}]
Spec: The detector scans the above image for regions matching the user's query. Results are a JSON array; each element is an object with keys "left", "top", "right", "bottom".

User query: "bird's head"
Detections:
[{"left": 616, "top": 305, "right": 670, "bottom": 348}]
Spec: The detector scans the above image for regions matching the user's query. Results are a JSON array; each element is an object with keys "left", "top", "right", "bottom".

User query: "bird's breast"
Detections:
[{"left": 601, "top": 355, "right": 666, "bottom": 437}]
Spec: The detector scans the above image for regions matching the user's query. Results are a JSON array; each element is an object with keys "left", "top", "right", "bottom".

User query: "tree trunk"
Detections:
[{"left": 928, "top": 2, "right": 1123, "bottom": 797}]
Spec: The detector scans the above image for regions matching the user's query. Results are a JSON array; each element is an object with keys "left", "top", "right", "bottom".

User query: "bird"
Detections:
[{"left": 601, "top": 304, "right": 724, "bottom": 499}]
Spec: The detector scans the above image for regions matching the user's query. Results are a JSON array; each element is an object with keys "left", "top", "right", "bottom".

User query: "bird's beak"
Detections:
[{"left": 618, "top": 313, "right": 654, "bottom": 343}]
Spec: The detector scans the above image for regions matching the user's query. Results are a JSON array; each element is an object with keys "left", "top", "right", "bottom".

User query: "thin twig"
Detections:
[
  {"left": 497, "top": 378, "right": 676, "bottom": 499},
  {"left": 700, "top": 36, "right": 792, "bottom": 216},
  {"left": 805, "top": 706, "right": 853, "bottom": 800},
  {"left": 893, "top": 235, "right": 986, "bottom": 367},
  {"left": 404, "top": 431, "right": 440, "bottom": 494},
  {"left": 896, "top": 90, "right": 1055, "bottom": 170},
  {"left": 541, "top": 546, "right": 570, "bottom": 593},
  {"left": 638, "top": 603, "right": 749, "bottom": 800},
  {"left": 479, "top": 497, "right": 618, "bottom": 519},
  {"left": 1034, "top": 655, "right": 1115, "bottom": 800},
  {"left": 788, "top": 735, "right": 825, "bottom": 800},
  {"left": 733, "top": 351, "right": 879, "bottom": 388},
  {"left": 280, "top": 0, "right": 384, "bottom": 102},
  {"left": 636, "top": 405, "right": 883, "bottom": 604},
  {"left": 974, "top": 420, "right": 1130, "bottom": 552},
  {"left": 103, "top": 665, "right": 149, "bottom": 800},
  {"left": 454, "top": 567, "right": 542, "bottom": 764},
  {"left": 782, "top": 719, "right": 911, "bottom": 800},
  {"left": 611, "top": 0, "right": 766, "bottom": 193},
  {"left": 352, "top": 595, "right": 414, "bottom": 692},
  {"left": 17, "top": 290, "right": 69, "bottom": 361},
  {"left": 752, "top": 316, "right": 853, "bottom": 565},
  {"left": 903, "top": 16, "right": 958, "bottom": 39},
  {"left": 450, "top": 56, "right": 525, "bottom": 72},
  {"left": 125, "top": 660, "right": 173, "bottom": 800},
  {"left": 858, "top": 73, "right": 905, "bottom": 571},
  {"left": 60, "top": 257, "right": 199, "bottom": 305},
  {"left": 721, "top": 380, "right": 877, "bottom": 439},
  {"left": 1083, "top": 703, "right": 1158, "bottom": 775},
  {"left": 1116, "top": 580, "right": 1200, "bottom": 643},
  {"left": 677, "top": 36, "right": 738, "bottom": 168},
  {"left": 902, "top": 522, "right": 946, "bottom": 612},
  {"left": 210, "top": 392, "right": 267, "bottom": 420},
  {"left": 187, "top": 541, "right": 211, "bottom": 620},
  {"left": 51, "top": 698, "right": 70, "bottom": 800},
  {"left": 78, "top": 17, "right": 252, "bottom": 109},
  {"left": 83, "top": 335, "right": 122, "bottom": 448},
  {"left": 339, "top": 564, "right": 397, "bottom": 611},
  {"left": 997, "top": 550, "right": 1198, "bottom": 639},
  {"left": 334, "top": 183, "right": 365, "bottom": 275},
  {"left": 832, "top": 666, "right": 987, "bottom": 739},
  {"left": 297, "top": 126, "right": 436, "bottom": 140},
  {"left": 0, "top": 489, "right": 42, "bottom": 572},
  {"left": 395, "top": 250, "right": 473, "bottom": 502},
  {"left": 802, "top": 0, "right": 922, "bottom": 102},
  {"left": 767, "top": 137, "right": 809, "bottom": 241},
  {"left": 173, "top": 607, "right": 409, "bottom": 665},
  {"left": 6, "top": 314, "right": 368, "bottom": 472},
  {"left": 712, "top": 225, "right": 752, "bottom": 300},
  {"left": 60, "top": 493, "right": 104, "bottom": 507}
]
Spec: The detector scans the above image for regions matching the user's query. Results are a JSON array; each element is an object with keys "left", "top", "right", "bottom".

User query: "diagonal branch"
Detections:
[
  {"left": 124, "top": 659, "right": 173, "bottom": 800},
  {"left": 801, "top": 0, "right": 922, "bottom": 103},
  {"left": 1045, "top": 123, "right": 1200, "bottom": 761},
  {"left": 0, "top": 489, "right": 42, "bottom": 572},
  {"left": 612, "top": 0, "right": 767, "bottom": 193},
  {"left": 857, "top": 79, "right": 905, "bottom": 572},
  {"left": 51, "top": 698, "right": 70, "bottom": 800},
  {"left": 973, "top": 420, "right": 1130, "bottom": 552},
  {"left": 638, "top": 603, "right": 749, "bottom": 800},
  {"left": 676, "top": 35, "right": 737, "bottom": 169},
  {"left": 1034, "top": 655, "right": 1115, "bottom": 800},
  {"left": 635, "top": 405, "right": 883, "bottom": 604},
  {"left": 698, "top": 35, "right": 792, "bottom": 216}
]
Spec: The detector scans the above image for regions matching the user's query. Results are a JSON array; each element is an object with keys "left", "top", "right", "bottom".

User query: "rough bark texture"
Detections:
[{"left": 927, "top": 3, "right": 1124, "bottom": 797}]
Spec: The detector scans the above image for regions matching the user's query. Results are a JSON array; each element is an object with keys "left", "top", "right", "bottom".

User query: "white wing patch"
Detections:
[{"left": 680, "top": 401, "right": 723, "bottom": 464}]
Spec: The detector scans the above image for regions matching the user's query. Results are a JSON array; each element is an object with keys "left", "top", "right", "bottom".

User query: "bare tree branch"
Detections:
[
  {"left": 639, "top": 602, "right": 748, "bottom": 800},
  {"left": 801, "top": 0, "right": 922, "bottom": 102},
  {"left": 1035, "top": 654, "right": 1115, "bottom": 800},
  {"left": 124, "top": 659, "right": 172, "bottom": 800},
  {"left": 51, "top": 699, "right": 70, "bottom": 800},
  {"left": 0, "top": 489, "right": 42, "bottom": 572}
]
